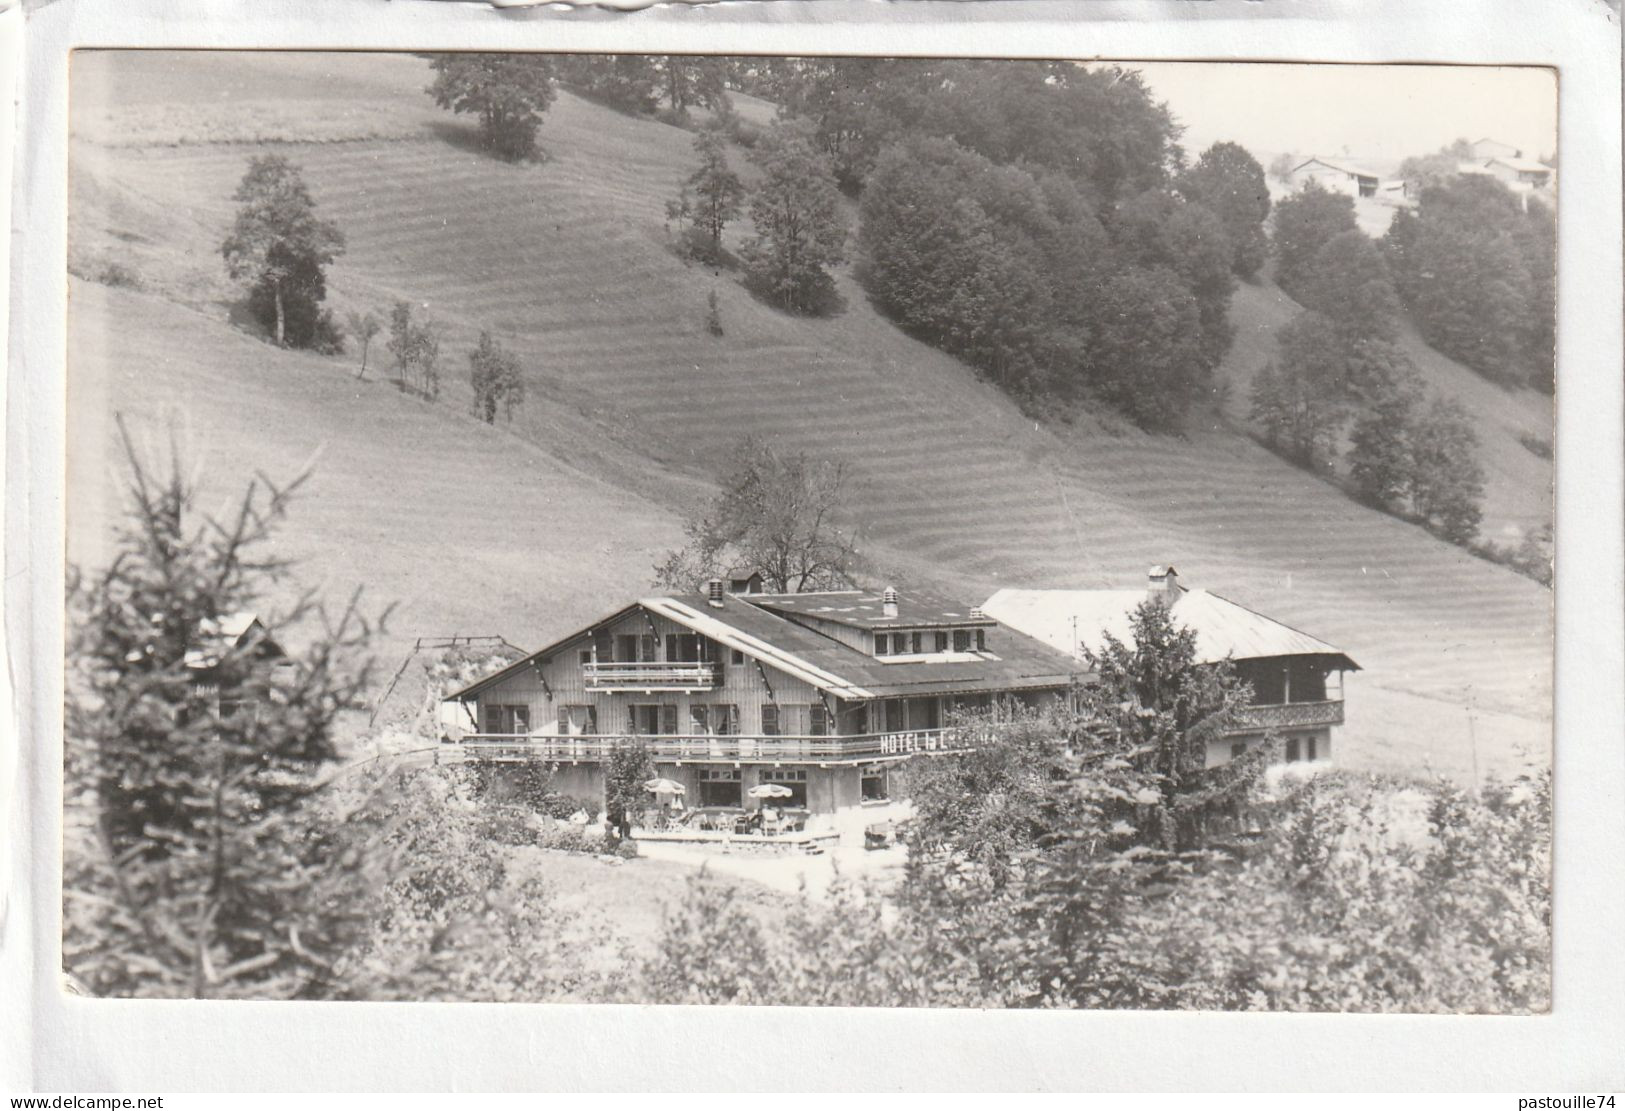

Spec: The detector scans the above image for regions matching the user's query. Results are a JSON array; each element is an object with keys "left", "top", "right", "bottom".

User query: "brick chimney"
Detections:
[
  {"left": 1147, "top": 565, "right": 1182, "bottom": 608},
  {"left": 707, "top": 578, "right": 725, "bottom": 608},
  {"left": 882, "top": 586, "right": 899, "bottom": 619}
]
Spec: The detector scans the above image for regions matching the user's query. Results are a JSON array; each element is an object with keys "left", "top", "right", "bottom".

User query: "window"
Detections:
[
  {"left": 758, "top": 767, "right": 807, "bottom": 808},
  {"left": 893, "top": 633, "right": 909, "bottom": 655},
  {"left": 861, "top": 766, "right": 889, "bottom": 802},
  {"left": 614, "top": 634, "right": 639, "bottom": 663},
  {"left": 952, "top": 629, "right": 971, "bottom": 652},
  {"left": 1231, "top": 741, "right": 1247, "bottom": 760},
  {"left": 558, "top": 704, "right": 596, "bottom": 735},
  {"left": 666, "top": 633, "right": 701, "bottom": 662},
  {"left": 483, "top": 704, "right": 531, "bottom": 734},
  {"left": 885, "top": 701, "right": 905, "bottom": 732},
  {"left": 875, "top": 634, "right": 890, "bottom": 656},
  {"left": 691, "top": 704, "right": 739, "bottom": 734},
  {"left": 640, "top": 635, "right": 658, "bottom": 662},
  {"left": 627, "top": 704, "right": 665, "bottom": 735},
  {"left": 731, "top": 648, "right": 745, "bottom": 666},
  {"left": 934, "top": 631, "right": 949, "bottom": 653},
  {"left": 761, "top": 705, "right": 781, "bottom": 736},
  {"left": 579, "top": 650, "right": 592, "bottom": 667},
  {"left": 698, "top": 766, "right": 741, "bottom": 807},
  {"left": 810, "top": 703, "right": 830, "bottom": 736},
  {"left": 1306, "top": 736, "right": 1318, "bottom": 761},
  {"left": 1286, "top": 737, "right": 1301, "bottom": 762},
  {"left": 910, "top": 631, "right": 923, "bottom": 654},
  {"left": 975, "top": 629, "right": 986, "bottom": 652}
]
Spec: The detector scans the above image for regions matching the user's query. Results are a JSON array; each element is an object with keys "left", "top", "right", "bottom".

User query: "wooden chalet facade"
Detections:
[
  {"left": 442, "top": 583, "right": 1079, "bottom": 814},
  {"left": 983, "top": 567, "right": 1361, "bottom": 767}
]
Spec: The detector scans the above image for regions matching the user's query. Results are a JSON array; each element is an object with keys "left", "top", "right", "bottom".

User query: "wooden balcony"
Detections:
[
  {"left": 1228, "top": 699, "right": 1344, "bottom": 733},
  {"left": 581, "top": 660, "right": 719, "bottom": 692},
  {"left": 446, "top": 727, "right": 989, "bottom": 765}
]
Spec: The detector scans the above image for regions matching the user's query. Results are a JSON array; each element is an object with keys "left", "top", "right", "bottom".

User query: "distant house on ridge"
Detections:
[{"left": 1287, "top": 156, "right": 1382, "bottom": 199}]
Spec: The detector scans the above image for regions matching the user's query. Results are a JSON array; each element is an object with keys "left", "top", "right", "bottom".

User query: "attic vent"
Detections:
[
  {"left": 881, "top": 586, "right": 899, "bottom": 619},
  {"left": 969, "top": 606, "right": 986, "bottom": 621},
  {"left": 707, "top": 578, "right": 725, "bottom": 608}
]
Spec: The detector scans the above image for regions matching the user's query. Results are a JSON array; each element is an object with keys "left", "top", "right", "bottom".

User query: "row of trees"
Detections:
[
  {"left": 1255, "top": 183, "right": 1487, "bottom": 546},
  {"left": 217, "top": 154, "right": 525, "bottom": 425},
  {"left": 667, "top": 121, "right": 849, "bottom": 315},
  {"left": 418, "top": 54, "right": 1272, "bottom": 430}
]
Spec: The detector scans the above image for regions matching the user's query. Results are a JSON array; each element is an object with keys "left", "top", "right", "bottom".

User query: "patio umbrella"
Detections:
[
  {"left": 747, "top": 783, "right": 794, "bottom": 800},
  {"left": 644, "top": 777, "right": 686, "bottom": 795}
]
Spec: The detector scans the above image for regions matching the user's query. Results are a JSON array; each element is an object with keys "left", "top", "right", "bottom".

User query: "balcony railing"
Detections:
[
  {"left": 446, "top": 726, "right": 990, "bottom": 764},
  {"left": 1228, "top": 699, "right": 1344, "bottom": 733},
  {"left": 582, "top": 660, "right": 719, "bottom": 691}
]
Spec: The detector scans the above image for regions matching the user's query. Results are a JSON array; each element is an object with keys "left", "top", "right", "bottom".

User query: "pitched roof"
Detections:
[
  {"left": 749, "top": 588, "right": 994, "bottom": 630},
  {"left": 1291, "top": 156, "right": 1380, "bottom": 180},
  {"left": 1484, "top": 156, "right": 1553, "bottom": 174},
  {"left": 445, "top": 591, "right": 1081, "bottom": 703},
  {"left": 982, "top": 587, "right": 1360, "bottom": 671},
  {"left": 184, "top": 611, "right": 280, "bottom": 671}
]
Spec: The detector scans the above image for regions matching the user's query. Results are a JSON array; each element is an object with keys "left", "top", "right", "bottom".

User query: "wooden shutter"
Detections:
[
  {"left": 690, "top": 704, "right": 709, "bottom": 733},
  {"left": 557, "top": 706, "right": 569, "bottom": 734},
  {"left": 627, "top": 707, "right": 638, "bottom": 735},
  {"left": 726, "top": 705, "right": 740, "bottom": 735},
  {"left": 810, "top": 703, "right": 829, "bottom": 736},
  {"left": 640, "top": 635, "right": 657, "bottom": 662},
  {"left": 584, "top": 706, "right": 598, "bottom": 734},
  {"left": 592, "top": 628, "right": 613, "bottom": 660},
  {"left": 665, "top": 634, "right": 678, "bottom": 661},
  {"left": 761, "top": 705, "right": 780, "bottom": 736},
  {"left": 935, "top": 631, "right": 949, "bottom": 653},
  {"left": 660, "top": 704, "right": 679, "bottom": 735}
]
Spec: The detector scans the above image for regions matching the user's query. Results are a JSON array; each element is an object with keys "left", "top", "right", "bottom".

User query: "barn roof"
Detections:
[
  {"left": 1484, "top": 156, "right": 1553, "bottom": 174},
  {"left": 982, "top": 587, "right": 1360, "bottom": 672},
  {"left": 1291, "top": 156, "right": 1381, "bottom": 181},
  {"left": 444, "top": 590, "right": 1080, "bottom": 703}
]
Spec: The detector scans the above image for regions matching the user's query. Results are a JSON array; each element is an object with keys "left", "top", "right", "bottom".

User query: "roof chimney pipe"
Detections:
[
  {"left": 707, "top": 578, "right": 725, "bottom": 608},
  {"left": 1148, "top": 565, "right": 1181, "bottom": 607},
  {"left": 882, "top": 586, "right": 899, "bottom": 619}
]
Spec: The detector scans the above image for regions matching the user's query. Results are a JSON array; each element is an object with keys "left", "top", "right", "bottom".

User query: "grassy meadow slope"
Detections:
[{"left": 66, "top": 51, "right": 1552, "bottom": 782}]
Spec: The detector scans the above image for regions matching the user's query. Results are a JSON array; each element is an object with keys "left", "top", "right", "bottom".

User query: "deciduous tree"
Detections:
[
  {"left": 427, "top": 53, "right": 557, "bottom": 162},
  {"left": 220, "top": 155, "right": 345, "bottom": 350},
  {"left": 1180, "top": 141, "right": 1272, "bottom": 278},
  {"left": 387, "top": 301, "right": 441, "bottom": 401},
  {"left": 654, "top": 436, "right": 861, "bottom": 594},
  {"left": 467, "top": 331, "right": 524, "bottom": 424},
  {"left": 740, "top": 121, "right": 848, "bottom": 315},
  {"left": 345, "top": 310, "right": 381, "bottom": 380},
  {"left": 1272, "top": 181, "right": 1358, "bottom": 303}
]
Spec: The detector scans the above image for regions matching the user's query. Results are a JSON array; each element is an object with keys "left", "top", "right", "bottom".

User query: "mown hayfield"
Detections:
[{"left": 66, "top": 51, "right": 1552, "bottom": 782}]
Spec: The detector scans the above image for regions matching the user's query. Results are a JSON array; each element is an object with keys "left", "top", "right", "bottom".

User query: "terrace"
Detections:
[
  {"left": 581, "top": 659, "right": 719, "bottom": 692},
  {"left": 446, "top": 726, "right": 991, "bottom": 765},
  {"left": 1229, "top": 698, "right": 1345, "bottom": 732}
]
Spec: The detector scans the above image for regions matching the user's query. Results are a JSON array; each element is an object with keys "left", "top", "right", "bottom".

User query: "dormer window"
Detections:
[
  {"left": 952, "top": 629, "right": 970, "bottom": 653},
  {"left": 875, "top": 635, "right": 890, "bottom": 656}
]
